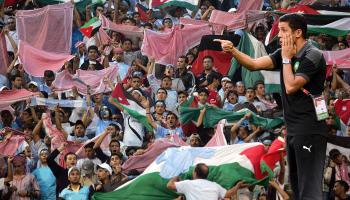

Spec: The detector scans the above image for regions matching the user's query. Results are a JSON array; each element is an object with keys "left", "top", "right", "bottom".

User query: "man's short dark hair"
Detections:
[
  {"left": 246, "top": 87, "right": 255, "bottom": 92},
  {"left": 64, "top": 152, "right": 77, "bottom": 161},
  {"left": 162, "top": 17, "right": 172, "bottom": 25},
  {"left": 335, "top": 180, "right": 350, "bottom": 191},
  {"left": 10, "top": 73, "right": 22, "bottom": 82},
  {"left": 88, "top": 45, "right": 99, "bottom": 53},
  {"left": 194, "top": 163, "right": 209, "bottom": 179},
  {"left": 161, "top": 76, "right": 172, "bottom": 81},
  {"left": 207, "top": 72, "right": 220, "bottom": 85},
  {"left": 157, "top": 87, "right": 168, "bottom": 95},
  {"left": 166, "top": 111, "right": 178, "bottom": 120},
  {"left": 178, "top": 55, "right": 188, "bottom": 64},
  {"left": 227, "top": 90, "right": 238, "bottom": 98},
  {"left": 143, "top": 23, "right": 153, "bottom": 29},
  {"left": 44, "top": 70, "right": 55, "bottom": 78},
  {"left": 329, "top": 148, "right": 341, "bottom": 160},
  {"left": 123, "top": 38, "right": 133, "bottom": 44},
  {"left": 178, "top": 90, "right": 188, "bottom": 96},
  {"left": 203, "top": 55, "right": 214, "bottom": 62},
  {"left": 84, "top": 142, "right": 95, "bottom": 149},
  {"left": 110, "top": 139, "right": 120, "bottom": 147},
  {"left": 279, "top": 13, "right": 307, "bottom": 39},
  {"left": 197, "top": 88, "right": 209, "bottom": 96},
  {"left": 254, "top": 80, "right": 264, "bottom": 90},
  {"left": 121, "top": 17, "right": 136, "bottom": 25}
]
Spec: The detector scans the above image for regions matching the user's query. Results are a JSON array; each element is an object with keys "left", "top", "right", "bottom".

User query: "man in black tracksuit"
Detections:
[
  {"left": 47, "top": 143, "right": 77, "bottom": 196},
  {"left": 216, "top": 13, "right": 327, "bottom": 199}
]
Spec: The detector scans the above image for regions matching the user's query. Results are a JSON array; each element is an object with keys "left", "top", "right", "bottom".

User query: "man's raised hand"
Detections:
[{"left": 213, "top": 39, "right": 234, "bottom": 53}]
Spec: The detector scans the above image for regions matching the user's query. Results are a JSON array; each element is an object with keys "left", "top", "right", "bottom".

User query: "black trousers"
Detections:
[{"left": 287, "top": 134, "right": 327, "bottom": 200}]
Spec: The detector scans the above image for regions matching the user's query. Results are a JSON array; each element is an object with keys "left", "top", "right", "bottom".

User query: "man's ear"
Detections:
[{"left": 295, "top": 29, "right": 303, "bottom": 39}]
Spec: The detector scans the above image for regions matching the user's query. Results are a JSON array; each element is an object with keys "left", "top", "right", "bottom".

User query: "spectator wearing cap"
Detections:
[
  {"left": 27, "top": 81, "right": 38, "bottom": 92},
  {"left": 79, "top": 159, "right": 98, "bottom": 187},
  {"left": 218, "top": 76, "right": 232, "bottom": 102},
  {"left": 32, "top": 149, "right": 56, "bottom": 200},
  {"left": 2, "top": 155, "right": 40, "bottom": 200},
  {"left": 122, "top": 38, "right": 142, "bottom": 66},
  {"left": 189, "top": 134, "right": 201, "bottom": 147},
  {"left": 151, "top": 100, "right": 168, "bottom": 127},
  {"left": 59, "top": 167, "right": 89, "bottom": 200},
  {"left": 90, "top": 163, "right": 120, "bottom": 193},
  {"left": 75, "top": 41, "right": 86, "bottom": 67},
  {"left": 80, "top": 45, "right": 105, "bottom": 71},
  {"left": 175, "top": 55, "right": 195, "bottom": 91},
  {"left": 109, "top": 47, "right": 130, "bottom": 80},
  {"left": 332, "top": 180, "right": 350, "bottom": 200},
  {"left": 76, "top": 142, "right": 102, "bottom": 170},
  {"left": 48, "top": 143, "right": 77, "bottom": 196},
  {"left": 196, "top": 56, "right": 222, "bottom": 88}
]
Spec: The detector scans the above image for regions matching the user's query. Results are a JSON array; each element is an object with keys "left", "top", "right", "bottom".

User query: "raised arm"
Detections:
[
  {"left": 7, "top": 52, "right": 19, "bottom": 74},
  {"left": 214, "top": 39, "right": 274, "bottom": 71},
  {"left": 32, "top": 119, "right": 43, "bottom": 143},
  {"left": 230, "top": 112, "right": 252, "bottom": 137},
  {"left": 225, "top": 181, "right": 249, "bottom": 199},
  {"left": 269, "top": 180, "right": 290, "bottom": 200},
  {"left": 3, "top": 27, "right": 18, "bottom": 54},
  {"left": 145, "top": 105, "right": 157, "bottom": 129},
  {"left": 243, "top": 126, "right": 261, "bottom": 143},
  {"left": 194, "top": 107, "right": 206, "bottom": 127}
]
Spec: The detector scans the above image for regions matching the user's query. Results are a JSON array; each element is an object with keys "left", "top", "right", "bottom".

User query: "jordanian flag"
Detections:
[
  {"left": 308, "top": 18, "right": 350, "bottom": 37},
  {"left": 179, "top": 96, "right": 283, "bottom": 130},
  {"left": 150, "top": 0, "right": 199, "bottom": 11},
  {"left": 80, "top": 17, "right": 102, "bottom": 38},
  {"left": 111, "top": 83, "right": 153, "bottom": 132},
  {"left": 334, "top": 99, "right": 350, "bottom": 136},
  {"left": 191, "top": 35, "right": 240, "bottom": 76},
  {"left": 229, "top": 31, "right": 281, "bottom": 93},
  {"left": 92, "top": 141, "right": 284, "bottom": 200}
]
